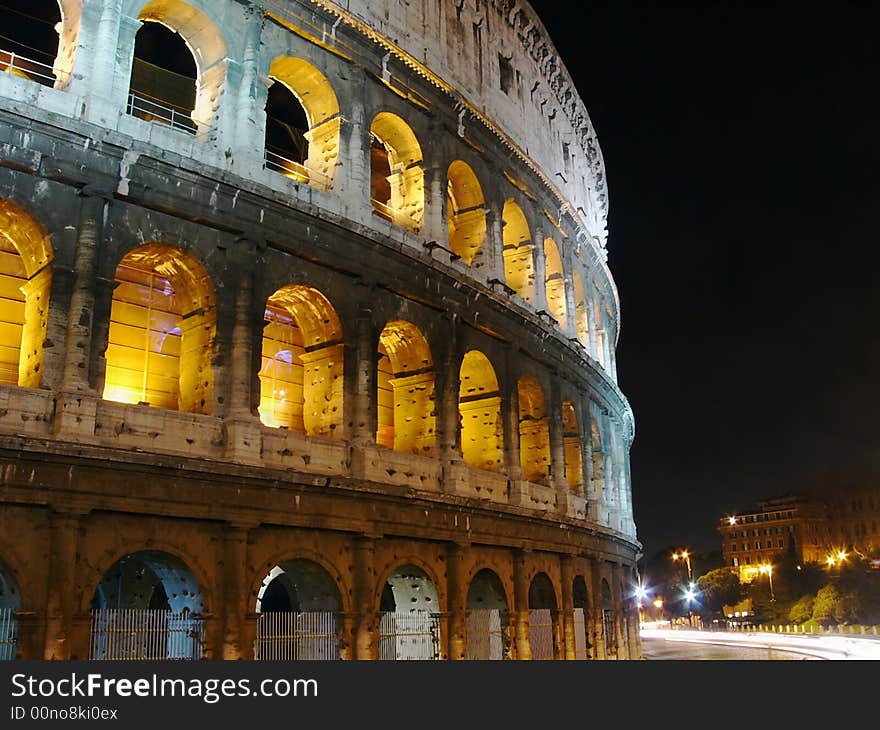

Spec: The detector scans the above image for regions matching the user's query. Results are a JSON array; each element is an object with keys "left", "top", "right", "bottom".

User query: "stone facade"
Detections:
[{"left": 0, "top": 0, "right": 639, "bottom": 661}]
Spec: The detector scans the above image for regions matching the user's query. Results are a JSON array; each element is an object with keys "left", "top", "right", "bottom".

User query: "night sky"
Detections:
[{"left": 534, "top": 2, "right": 880, "bottom": 559}]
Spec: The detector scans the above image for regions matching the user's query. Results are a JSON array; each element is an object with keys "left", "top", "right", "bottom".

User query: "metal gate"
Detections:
[
  {"left": 466, "top": 609, "right": 508, "bottom": 660},
  {"left": 528, "top": 608, "right": 555, "bottom": 660},
  {"left": 573, "top": 607, "right": 589, "bottom": 659},
  {"left": 378, "top": 611, "right": 440, "bottom": 660},
  {"left": 89, "top": 609, "right": 204, "bottom": 660},
  {"left": 0, "top": 608, "right": 18, "bottom": 660},
  {"left": 254, "top": 612, "right": 340, "bottom": 660}
]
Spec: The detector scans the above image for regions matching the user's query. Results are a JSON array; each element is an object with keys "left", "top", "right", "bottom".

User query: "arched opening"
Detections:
[
  {"left": 502, "top": 199, "right": 535, "bottom": 303},
  {"left": 89, "top": 550, "right": 205, "bottom": 660},
  {"left": 572, "top": 575, "right": 590, "bottom": 659},
  {"left": 0, "top": 0, "right": 79, "bottom": 89},
  {"left": 379, "top": 564, "right": 440, "bottom": 660},
  {"left": 528, "top": 572, "right": 559, "bottom": 660},
  {"left": 601, "top": 578, "right": 617, "bottom": 657},
  {"left": 572, "top": 271, "right": 589, "bottom": 349},
  {"left": 543, "top": 238, "right": 567, "bottom": 328},
  {"left": 591, "top": 414, "right": 604, "bottom": 495},
  {"left": 369, "top": 113, "right": 424, "bottom": 232},
  {"left": 0, "top": 199, "right": 53, "bottom": 388},
  {"left": 458, "top": 350, "right": 503, "bottom": 472},
  {"left": 103, "top": 243, "right": 215, "bottom": 414},
  {"left": 376, "top": 321, "right": 435, "bottom": 455},
  {"left": 446, "top": 160, "right": 487, "bottom": 265},
  {"left": 562, "top": 401, "right": 583, "bottom": 494},
  {"left": 259, "top": 285, "right": 343, "bottom": 437},
  {"left": 517, "top": 376, "right": 549, "bottom": 483},
  {"left": 466, "top": 569, "right": 510, "bottom": 660},
  {"left": 127, "top": 0, "right": 227, "bottom": 136},
  {"left": 0, "top": 560, "right": 21, "bottom": 660},
  {"left": 265, "top": 57, "right": 340, "bottom": 190},
  {"left": 254, "top": 559, "right": 342, "bottom": 660}
]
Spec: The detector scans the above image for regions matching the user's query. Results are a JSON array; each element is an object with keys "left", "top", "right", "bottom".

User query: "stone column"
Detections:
[
  {"left": 532, "top": 228, "right": 547, "bottom": 311},
  {"left": 437, "top": 316, "right": 468, "bottom": 494},
  {"left": 560, "top": 555, "right": 575, "bottom": 660},
  {"left": 349, "top": 304, "right": 376, "bottom": 448},
  {"left": 339, "top": 78, "right": 371, "bottom": 224},
  {"left": 485, "top": 207, "right": 504, "bottom": 284},
  {"left": 446, "top": 543, "right": 468, "bottom": 660},
  {"left": 43, "top": 510, "right": 81, "bottom": 660},
  {"left": 512, "top": 550, "right": 531, "bottom": 660},
  {"left": 590, "top": 557, "right": 606, "bottom": 660},
  {"left": 579, "top": 396, "right": 595, "bottom": 505},
  {"left": 228, "top": 4, "right": 265, "bottom": 173},
  {"left": 548, "top": 378, "right": 568, "bottom": 514},
  {"left": 423, "top": 161, "right": 447, "bottom": 248},
  {"left": 220, "top": 523, "right": 251, "bottom": 660},
  {"left": 352, "top": 536, "right": 377, "bottom": 660}
]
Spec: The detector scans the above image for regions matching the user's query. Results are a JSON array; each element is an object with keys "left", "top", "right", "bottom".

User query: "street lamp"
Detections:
[
  {"left": 672, "top": 550, "right": 693, "bottom": 582},
  {"left": 759, "top": 563, "right": 775, "bottom": 602}
]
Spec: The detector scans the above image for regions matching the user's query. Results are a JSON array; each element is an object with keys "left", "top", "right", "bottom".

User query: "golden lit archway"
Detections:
[
  {"left": 572, "top": 271, "right": 589, "bottom": 348},
  {"left": 502, "top": 200, "right": 534, "bottom": 302},
  {"left": 103, "top": 243, "right": 215, "bottom": 413},
  {"left": 259, "top": 285, "right": 343, "bottom": 437},
  {"left": 0, "top": 199, "right": 53, "bottom": 388},
  {"left": 447, "top": 161, "right": 487, "bottom": 265},
  {"left": 562, "top": 401, "right": 583, "bottom": 494},
  {"left": 543, "top": 238, "right": 567, "bottom": 328},
  {"left": 458, "top": 350, "right": 503, "bottom": 472},
  {"left": 377, "top": 320, "right": 435, "bottom": 455},
  {"left": 517, "top": 376, "right": 549, "bottom": 483},
  {"left": 370, "top": 113, "right": 424, "bottom": 233},
  {"left": 129, "top": 0, "right": 228, "bottom": 135},
  {"left": 265, "top": 56, "right": 340, "bottom": 190}
]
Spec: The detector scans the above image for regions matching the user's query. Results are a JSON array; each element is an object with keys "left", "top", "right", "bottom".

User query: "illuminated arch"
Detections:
[
  {"left": 0, "top": 199, "right": 53, "bottom": 388},
  {"left": 465, "top": 568, "right": 510, "bottom": 660},
  {"left": 528, "top": 571, "right": 558, "bottom": 660},
  {"left": 446, "top": 161, "right": 487, "bottom": 265},
  {"left": 517, "top": 376, "right": 549, "bottom": 483},
  {"left": 502, "top": 199, "right": 535, "bottom": 302},
  {"left": 265, "top": 56, "right": 341, "bottom": 190},
  {"left": 370, "top": 112, "right": 424, "bottom": 233},
  {"left": 458, "top": 350, "right": 503, "bottom": 472},
  {"left": 543, "top": 238, "right": 567, "bottom": 328},
  {"left": 259, "top": 285, "right": 343, "bottom": 437},
  {"left": 572, "top": 271, "right": 589, "bottom": 348},
  {"left": 377, "top": 320, "right": 435, "bottom": 455},
  {"left": 561, "top": 401, "right": 583, "bottom": 494},
  {"left": 127, "top": 0, "right": 228, "bottom": 135},
  {"left": 103, "top": 243, "right": 215, "bottom": 414}
]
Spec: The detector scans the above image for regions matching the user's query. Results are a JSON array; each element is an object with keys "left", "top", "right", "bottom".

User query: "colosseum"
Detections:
[{"left": 0, "top": 0, "right": 639, "bottom": 661}]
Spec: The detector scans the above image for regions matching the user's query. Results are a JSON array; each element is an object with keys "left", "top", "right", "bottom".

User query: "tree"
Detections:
[
  {"left": 812, "top": 584, "right": 859, "bottom": 626},
  {"left": 788, "top": 594, "right": 814, "bottom": 624},
  {"left": 695, "top": 567, "right": 744, "bottom": 620}
]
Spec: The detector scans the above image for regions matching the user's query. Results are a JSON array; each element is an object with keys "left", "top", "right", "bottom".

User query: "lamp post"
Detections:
[
  {"left": 672, "top": 550, "right": 693, "bottom": 582},
  {"left": 759, "top": 563, "right": 775, "bottom": 602}
]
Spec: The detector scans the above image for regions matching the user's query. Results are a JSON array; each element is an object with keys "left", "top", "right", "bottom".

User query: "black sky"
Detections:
[{"left": 533, "top": 2, "right": 880, "bottom": 557}]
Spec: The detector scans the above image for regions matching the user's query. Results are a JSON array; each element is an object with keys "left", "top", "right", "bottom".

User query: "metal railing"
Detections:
[
  {"left": 528, "top": 608, "right": 555, "bottom": 659},
  {"left": 0, "top": 608, "right": 18, "bottom": 660},
  {"left": 0, "top": 48, "right": 63, "bottom": 88},
  {"left": 126, "top": 90, "right": 199, "bottom": 135},
  {"left": 89, "top": 609, "right": 205, "bottom": 660},
  {"left": 370, "top": 198, "right": 398, "bottom": 223},
  {"left": 254, "top": 611, "right": 340, "bottom": 660},
  {"left": 265, "top": 149, "right": 332, "bottom": 191},
  {"left": 466, "top": 609, "right": 508, "bottom": 660},
  {"left": 573, "top": 607, "right": 589, "bottom": 659},
  {"left": 378, "top": 611, "right": 441, "bottom": 660}
]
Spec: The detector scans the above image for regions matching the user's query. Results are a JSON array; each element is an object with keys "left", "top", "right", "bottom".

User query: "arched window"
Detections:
[
  {"left": 572, "top": 271, "right": 589, "bottom": 349},
  {"left": 561, "top": 401, "right": 583, "bottom": 494},
  {"left": 446, "top": 161, "right": 487, "bottom": 265},
  {"left": 264, "top": 57, "right": 340, "bottom": 190},
  {"left": 103, "top": 243, "right": 215, "bottom": 414},
  {"left": 543, "top": 238, "right": 567, "bottom": 327},
  {"left": 0, "top": 199, "right": 53, "bottom": 388},
  {"left": 517, "top": 376, "right": 549, "bottom": 483},
  {"left": 126, "top": 0, "right": 227, "bottom": 136},
  {"left": 376, "top": 321, "right": 434, "bottom": 455},
  {"left": 502, "top": 200, "right": 535, "bottom": 303},
  {"left": 0, "top": 1, "right": 79, "bottom": 89},
  {"left": 259, "top": 285, "right": 343, "bottom": 437},
  {"left": 369, "top": 113, "right": 424, "bottom": 232},
  {"left": 458, "top": 350, "right": 503, "bottom": 472}
]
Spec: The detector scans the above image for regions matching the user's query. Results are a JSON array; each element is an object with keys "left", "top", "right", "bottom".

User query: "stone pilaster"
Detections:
[
  {"left": 512, "top": 550, "right": 531, "bottom": 660},
  {"left": 446, "top": 543, "right": 468, "bottom": 660},
  {"left": 560, "top": 556, "right": 575, "bottom": 660},
  {"left": 43, "top": 510, "right": 81, "bottom": 660},
  {"left": 353, "top": 536, "right": 377, "bottom": 660}
]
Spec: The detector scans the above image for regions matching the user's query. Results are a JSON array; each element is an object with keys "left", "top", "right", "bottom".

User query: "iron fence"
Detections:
[
  {"left": 378, "top": 611, "right": 440, "bottom": 660},
  {"left": 466, "top": 609, "right": 508, "bottom": 660},
  {"left": 265, "top": 148, "right": 332, "bottom": 191},
  {"left": 89, "top": 609, "right": 204, "bottom": 660},
  {"left": 0, "top": 48, "right": 62, "bottom": 87},
  {"left": 254, "top": 611, "right": 340, "bottom": 660},
  {"left": 0, "top": 608, "right": 18, "bottom": 660},
  {"left": 126, "top": 91, "right": 199, "bottom": 135},
  {"left": 573, "top": 607, "right": 589, "bottom": 659},
  {"left": 528, "top": 608, "right": 555, "bottom": 659}
]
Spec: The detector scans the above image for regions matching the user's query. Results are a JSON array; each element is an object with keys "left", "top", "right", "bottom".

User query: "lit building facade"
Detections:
[{"left": 0, "top": 0, "right": 638, "bottom": 661}]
